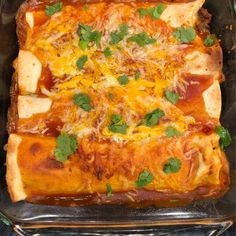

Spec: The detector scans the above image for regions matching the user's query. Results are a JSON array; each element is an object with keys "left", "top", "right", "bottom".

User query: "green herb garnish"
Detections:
[
  {"left": 216, "top": 125, "right": 232, "bottom": 149},
  {"left": 204, "top": 34, "right": 217, "bottom": 47},
  {"left": 78, "top": 23, "right": 102, "bottom": 50},
  {"left": 127, "top": 32, "right": 156, "bottom": 47},
  {"left": 76, "top": 55, "right": 88, "bottom": 70},
  {"left": 165, "top": 90, "right": 179, "bottom": 104},
  {"left": 138, "top": 4, "right": 166, "bottom": 19},
  {"left": 142, "top": 108, "right": 165, "bottom": 127},
  {"left": 54, "top": 133, "right": 78, "bottom": 162},
  {"left": 165, "top": 126, "right": 181, "bottom": 137},
  {"left": 109, "top": 124, "right": 128, "bottom": 134},
  {"left": 45, "top": 2, "right": 63, "bottom": 16},
  {"left": 173, "top": 26, "right": 196, "bottom": 43},
  {"left": 135, "top": 70, "right": 141, "bottom": 80},
  {"left": 163, "top": 157, "right": 181, "bottom": 174},
  {"left": 83, "top": 4, "right": 89, "bottom": 11},
  {"left": 73, "top": 93, "right": 92, "bottom": 112},
  {"left": 137, "top": 170, "right": 154, "bottom": 187},
  {"left": 118, "top": 75, "right": 129, "bottom": 85},
  {"left": 108, "top": 92, "right": 113, "bottom": 100},
  {"left": 108, "top": 114, "right": 128, "bottom": 134},
  {"left": 106, "top": 183, "right": 112, "bottom": 197},
  {"left": 111, "top": 114, "right": 122, "bottom": 123},
  {"left": 103, "top": 47, "right": 112, "bottom": 57},
  {"left": 110, "top": 24, "right": 129, "bottom": 44}
]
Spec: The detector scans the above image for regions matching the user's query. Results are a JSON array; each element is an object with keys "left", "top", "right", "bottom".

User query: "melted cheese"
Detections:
[
  {"left": 7, "top": 0, "right": 229, "bottom": 205},
  {"left": 17, "top": 1, "right": 222, "bottom": 140}
]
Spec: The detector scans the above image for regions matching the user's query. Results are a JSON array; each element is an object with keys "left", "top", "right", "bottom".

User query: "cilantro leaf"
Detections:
[
  {"left": 45, "top": 2, "right": 63, "bottom": 16},
  {"left": 109, "top": 124, "right": 128, "bottom": 134},
  {"left": 108, "top": 92, "right": 113, "bottom": 100},
  {"left": 137, "top": 8, "right": 150, "bottom": 17},
  {"left": 165, "top": 90, "right": 179, "bottom": 104},
  {"left": 78, "top": 24, "right": 102, "bottom": 50},
  {"left": 173, "top": 26, "right": 196, "bottom": 43},
  {"left": 137, "top": 4, "right": 166, "bottom": 19},
  {"left": 137, "top": 170, "right": 154, "bottom": 187},
  {"left": 142, "top": 108, "right": 165, "bottom": 127},
  {"left": 106, "top": 183, "right": 112, "bottom": 197},
  {"left": 204, "top": 34, "right": 217, "bottom": 47},
  {"left": 135, "top": 70, "right": 141, "bottom": 80},
  {"left": 73, "top": 93, "right": 92, "bottom": 112},
  {"left": 150, "top": 4, "right": 166, "bottom": 19},
  {"left": 118, "top": 75, "right": 129, "bottom": 85},
  {"left": 108, "top": 114, "right": 129, "bottom": 134},
  {"left": 165, "top": 126, "right": 181, "bottom": 137},
  {"left": 54, "top": 133, "right": 77, "bottom": 162},
  {"left": 103, "top": 47, "right": 112, "bottom": 57},
  {"left": 110, "top": 24, "right": 129, "bottom": 44},
  {"left": 76, "top": 55, "right": 88, "bottom": 70},
  {"left": 163, "top": 157, "right": 181, "bottom": 174},
  {"left": 127, "top": 32, "right": 156, "bottom": 47},
  {"left": 83, "top": 4, "right": 89, "bottom": 11},
  {"left": 216, "top": 126, "right": 232, "bottom": 149},
  {"left": 111, "top": 114, "right": 122, "bottom": 124}
]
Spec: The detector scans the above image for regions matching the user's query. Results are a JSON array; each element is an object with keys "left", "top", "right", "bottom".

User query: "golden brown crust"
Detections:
[
  {"left": 6, "top": 134, "right": 26, "bottom": 202},
  {"left": 7, "top": 74, "right": 19, "bottom": 134},
  {"left": 5, "top": 133, "right": 229, "bottom": 206}
]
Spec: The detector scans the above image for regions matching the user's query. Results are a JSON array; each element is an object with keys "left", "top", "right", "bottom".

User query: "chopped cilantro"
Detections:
[
  {"left": 165, "top": 90, "right": 179, "bottom": 104},
  {"left": 151, "top": 4, "right": 166, "bottom": 19},
  {"left": 108, "top": 114, "right": 128, "bottom": 134},
  {"left": 137, "top": 4, "right": 166, "bottom": 19},
  {"left": 165, "top": 126, "right": 181, "bottom": 137},
  {"left": 142, "top": 108, "right": 165, "bottom": 127},
  {"left": 54, "top": 133, "right": 77, "bottom": 162},
  {"left": 106, "top": 183, "right": 112, "bottom": 197},
  {"left": 78, "top": 23, "right": 102, "bottom": 50},
  {"left": 73, "top": 93, "right": 92, "bottom": 112},
  {"left": 204, "top": 34, "right": 217, "bottom": 47},
  {"left": 109, "top": 124, "right": 128, "bottom": 134},
  {"left": 137, "top": 8, "right": 150, "bottom": 17},
  {"left": 76, "top": 55, "right": 88, "bottom": 70},
  {"left": 108, "top": 92, "right": 113, "bottom": 100},
  {"left": 127, "top": 32, "right": 156, "bottom": 47},
  {"left": 135, "top": 70, "right": 141, "bottom": 80},
  {"left": 163, "top": 157, "right": 181, "bottom": 174},
  {"left": 173, "top": 26, "right": 196, "bottom": 43},
  {"left": 103, "top": 47, "right": 112, "bottom": 57},
  {"left": 110, "top": 24, "right": 129, "bottom": 44},
  {"left": 216, "top": 126, "right": 232, "bottom": 149},
  {"left": 45, "top": 2, "right": 63, "bottom": 16},
  {"left": 83, "top": 4, "right": 89, "bottom": 11},
  {"left": 137, "top": 170, "right": 154, "bottom": 187},
  {"left": 118, "top": 75, "right": 129, "bottom": 85},
  {"left": 111, "top": 114, "right": 122, "bottom": 124}
]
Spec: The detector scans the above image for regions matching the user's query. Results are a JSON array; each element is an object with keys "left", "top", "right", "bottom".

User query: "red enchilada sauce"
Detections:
[{"left": 177, "top": 74, "right": 214, "bottom": 121}]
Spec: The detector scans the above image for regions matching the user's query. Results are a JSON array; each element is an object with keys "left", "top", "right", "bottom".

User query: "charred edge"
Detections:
[
  {"left": 196, "top": 8, "right": 212, "bottom": 34},
  {"left": 7, "top": 75, "right": 19, "bottom": 134}
]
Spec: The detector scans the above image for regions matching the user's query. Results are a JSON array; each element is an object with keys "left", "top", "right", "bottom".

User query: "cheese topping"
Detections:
[{"left": 18, "top": 2, "right": 219, "bottom": 141}]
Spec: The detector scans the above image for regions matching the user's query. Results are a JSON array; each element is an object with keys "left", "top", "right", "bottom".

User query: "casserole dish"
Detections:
[{"left": 0, "top": 0, "right": 235, "bottom": 235}]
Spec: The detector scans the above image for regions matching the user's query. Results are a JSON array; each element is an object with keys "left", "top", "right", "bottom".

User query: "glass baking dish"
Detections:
[{"left": 0, "top": 0, "right": 235, "bottom": 235}]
